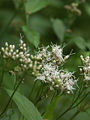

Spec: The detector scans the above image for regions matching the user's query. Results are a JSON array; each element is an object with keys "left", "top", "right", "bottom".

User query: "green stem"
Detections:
[
  {"left": 50, "top": 90, "right": 57, "bottom": 103},
  {"left": 0, "top": 69, "right": 4, "bottom": 87},
  {"left": 72, "top": 91, "right": 90, "bottom": 109},
  {"left": 0, "top": 78, "right": 23, "bottom": 118},
  {"left": 0, "top": 62, "right": 6, "bottom": 87},
  {"left": 70, "top": 111, "right": 80, "bottom": 120},
  {"left": 35, "top": 86, "right": 49, "bottom": 106},
  {"left": 22, "top": 0, "right": 28, "bottom": 25},
  {"left": 56, "top": 85, "right": 85, "bottom": 120},
  {"left": 35, "top": 83, "right": 44, "bottom": 105},
  {"left": 29, "top": 80, "right": 37, "bottom": 99},
  {"left": 56, "top": 89, "right": 90, "bottom": 120}
]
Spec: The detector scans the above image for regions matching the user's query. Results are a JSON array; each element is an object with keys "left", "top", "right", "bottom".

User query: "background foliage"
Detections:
[{"left": 0, "top": 0, "right": 90, "bottom": 120}]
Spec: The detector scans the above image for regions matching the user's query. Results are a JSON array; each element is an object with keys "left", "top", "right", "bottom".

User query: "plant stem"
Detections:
[
  {"left": 50, "top": 90, "right": 57, "bottom": 103},
  {"left": 56, "top": 89, "right": 90, "bottom": 120},
  {"left": 35, "top": 83, "right": 44, "bottom": 105},
  {"left": 70, "top": 111, "right": 80, "bottom": 120},
  {"left": 56, "top": 85, "right": 85, "bottom": 120},
  {"left": 35, "top": 86, "right": 49, "bottom": 106},
  {"left": 72, "top": 91, "right": 90, "bottom": 109},
  {"left": 29, "top": 80, "right": 37, "bottom": 99},
  {"left": 0, "top": 78, "right": 23, "bottom": 118},
  {"left": 0, "top": 69, "right": 4, "bottom": 87}
]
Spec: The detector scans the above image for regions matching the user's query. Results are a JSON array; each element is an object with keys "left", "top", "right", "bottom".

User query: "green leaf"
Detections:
[
  {"left": 3, "top": 72, "right": 15, "bottom": 89},
  {"left": 0, "top": 34, "right": 19, "bottom": 48},
  {"left": 0, "top": 10, "right": 13, "bottom": 34},
  {"left": 44, "top": 95, "right": 60, "bottom": 120},
  {"left": 29, "top": 15, "right": 51, "bottom": 35},
  {"left": 22, "top": 25, "right": 40, "bottom": 48},
  {"left": 48, "top": 0, "right": 63, "bottom": 7},
  {"left": 85, "top": 40, "right": 90, "bottom": 50},
  {"left": 24, "top": 0, "right": 48, "bottom": 14},
  {"left": 5, "top": 89, "right": 43, "bottom": 120},
  {"left": 1, "top": 108, "right": 20, "bottom": 120},
  {"left": 70, "top": 36, "right": 86, "bottom": 50},
  {"left": 74, "top": 112, "right": 90, "bottom": 120},
  {"left": 51, "top": 18, "right": 66, "bottom": 42},
  {"left": 85, "top": 4, "right": 90, "bottom": 16}
]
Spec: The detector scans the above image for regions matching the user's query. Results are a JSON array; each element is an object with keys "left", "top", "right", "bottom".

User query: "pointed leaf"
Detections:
[
  {"left": 24, "top": 0, "right": 48, "bottom": 14},
  {"left": 22, "top": 25, "right": 40, "bottom": 48},
  {"left": 70, "top": 36, "right": 86, "bottom": 50},
  {"left": 51, "top": 19, "right": 66, "bottom": 42},
  {"left": 5, "top": 89, "right": 43, "bottom": 120}
]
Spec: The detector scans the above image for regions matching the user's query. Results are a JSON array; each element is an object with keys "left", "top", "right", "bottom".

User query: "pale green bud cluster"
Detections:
[
  {"left": 0, "top": 40, "right": 32, "bottom": 71},
  {"left": 64, "top": 2, "right": 82, "bottom": 16}
]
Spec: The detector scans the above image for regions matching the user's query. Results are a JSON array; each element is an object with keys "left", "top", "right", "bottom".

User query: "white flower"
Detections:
[
  {"left": 51, "top": 45, "right": 65, "bottom": 64},
  {"left": 60, "top": 71, "right": 77, "bottom": 93},
  {"left": 35, "top": 46, "right": 49, "bottom": 60},
  {"left": 80, "top": 55, "right": 90, "bottom": 81},
  {"left": 36, "top": 62, "right": 77, "bottom": 94},
  {"left": 52, "top": 45, "right": 63, "bottom": 57},
  {"left": 35, "top": 44, "right": 69, "bottom": 66},
  {"left": 36, "top": 75, "right": 46, "bottom": 81},
  {"left": 32, "top": 44, "right": 76, "bottom": 94}
]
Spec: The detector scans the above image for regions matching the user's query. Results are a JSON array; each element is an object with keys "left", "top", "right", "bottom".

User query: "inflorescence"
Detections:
[
  {"left": 64, "top": 2, "right": 82, "bottom": 16},
  {"left": 33, "top": 45, "right": 77, "bottom": 94},
  {"left": 0, "top": 39, "right": 78, "bottom": 94},
  {"left": 0, "top": 39, "right": 32, "bottom": 71},
  {"left": 80, "top": 55, "right": 90, "bottom": 81}
]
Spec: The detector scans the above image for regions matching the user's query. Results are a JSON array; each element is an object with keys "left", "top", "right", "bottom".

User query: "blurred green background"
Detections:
[{"left": 0, "top": 0, "right": 90, "bottom": 120}]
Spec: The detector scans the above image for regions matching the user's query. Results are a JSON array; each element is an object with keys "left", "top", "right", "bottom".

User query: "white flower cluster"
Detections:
[
  {"left": 34, "top": 45, "right": 77, "bottom": 94},
  {"left": 60, "top": 71, "right": 77, "bottom": 94},
  {"left": 80, "top": 55, "right": 90, "bottom": 81},
  {"left": 0, "top": 39, "right": 32, "bottom": 71},
  {"left": 51, "top": 45, "right": 69, "bottom": 65},
  {"left": 34, "top": 45, "right": 69, "bottom": 65},
  {"left": 36, "top": 63, "right": 59, "bottom": 83},
  {"left": 0, "top": 41, "right": 77, "bottom": 93},
  {"left": 36, "top": 62, "right": 77, "bottom": 93}
]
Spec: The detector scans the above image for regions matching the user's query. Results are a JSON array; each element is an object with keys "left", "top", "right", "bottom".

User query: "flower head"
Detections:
[
  {"left": 80, "top": 55, "right": 90, "bottom": 81},
  {"left": 36, "top": 62, "right": 77, "bottom": 94},
  {"left": 51, "top": 45, "right": 69, "bottom": 65}
]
